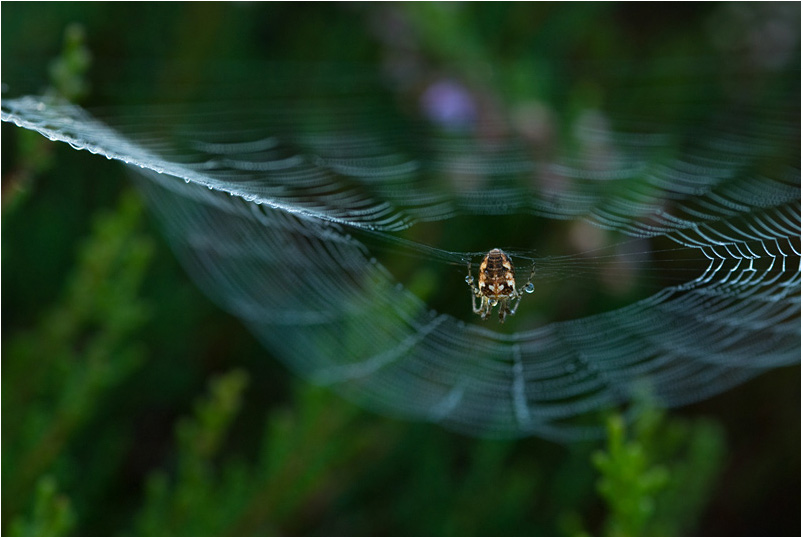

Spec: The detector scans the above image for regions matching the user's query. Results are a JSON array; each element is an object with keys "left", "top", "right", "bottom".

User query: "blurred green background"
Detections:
[{"left": 2, "top": 3, "right": 800, "bottom": 536}]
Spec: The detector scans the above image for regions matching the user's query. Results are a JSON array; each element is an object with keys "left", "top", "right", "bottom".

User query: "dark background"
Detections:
[{"left": 2, "top": 3, "right": 800, "bottom": 536}]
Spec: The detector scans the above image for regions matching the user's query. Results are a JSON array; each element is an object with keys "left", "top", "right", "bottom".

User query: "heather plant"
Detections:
[{"left": 2, "top": 6, "right": 798, "bottom": 536}]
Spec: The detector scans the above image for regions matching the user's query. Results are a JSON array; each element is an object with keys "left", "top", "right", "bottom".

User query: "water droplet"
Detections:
[
  {"left": 524, "top": 283, "right": 534, "bottom": 294},
  {"left": 465, "top": 275, "right": 473, "bottom": 284},
  {"left": 490, "top": 299, "right": 498, "bottom": 306}
]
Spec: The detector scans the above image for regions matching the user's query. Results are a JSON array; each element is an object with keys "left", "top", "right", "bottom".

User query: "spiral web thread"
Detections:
[{"left": 2, "top": 63, "right": 800, "bottom": 440}]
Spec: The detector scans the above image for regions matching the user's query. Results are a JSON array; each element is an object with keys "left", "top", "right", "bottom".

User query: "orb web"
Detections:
[{"left": 2, "top": 57, "right": 799, "bottom": 440}]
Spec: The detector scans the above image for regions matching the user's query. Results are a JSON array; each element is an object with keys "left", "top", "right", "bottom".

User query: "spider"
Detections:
[{"left": 465, "top": 248, "right": 535, "bottom": 323}]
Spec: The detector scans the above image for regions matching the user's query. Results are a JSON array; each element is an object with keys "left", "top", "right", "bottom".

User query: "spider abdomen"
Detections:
[{"left": 478, "top": 248, "right": 516, "bottom": 299}]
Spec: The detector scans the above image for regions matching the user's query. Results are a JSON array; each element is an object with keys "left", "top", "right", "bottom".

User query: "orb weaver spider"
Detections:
[{"left": 465, "top": 248, "right": 535, "bottom": 323}]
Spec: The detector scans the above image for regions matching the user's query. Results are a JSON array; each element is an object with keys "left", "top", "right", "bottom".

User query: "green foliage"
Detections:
[
  {"left": 593, "top": 406, "right": 726, "bottom": 536},
  {"left": 9, "top": 477, "right": 76, "bottom": 537},
  {"left": 593, "top": 412, "right": 670, "bottom": 536},
  {"left": 3, "top": 23, "right": 90, "bottom": 214},
  {"left": 136, "top": 369, "right": 250, "bottom": 535},
  {"left": 643, "top": 414, "right": 727, "bottom": 536},
  {"left": 2, "top": 191, "right": 153, "bottom": 532},
  {"left": 338, "top": 429, "right": 548, "bottom": 536},
  {"left": 47, "top": 23, "right": 92, "bottom": 102},
  {"left": 135, "top": 378, "right": 394, "bottom": 535}
]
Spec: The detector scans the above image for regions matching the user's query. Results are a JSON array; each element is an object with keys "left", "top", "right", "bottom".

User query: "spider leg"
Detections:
[
  {"left": 481, "top": 297, "right": 492, "bottom": 320},
  {"left": 466, "top": 261, "right": 480, "bottom": 294},
  {"left": 498, "top": 298, "right": 509, "bottom": 323},
  {"left": 472, "top": 293, "right": 485, "bottom": 314},
  {"left": 467, "top": 260, "right": 487, "bottom": 314},
  {"left": 508, "top": 263, "right": 535, "bottom": 319},
  {"left": 507, "top": 293, "right": 524, "bottom": 316},
  {"left": 506, "top": 263, "right": 535, "bottom": 318},
  {"left": 520, "top": 262, "right": 536, "bottom": 290}
]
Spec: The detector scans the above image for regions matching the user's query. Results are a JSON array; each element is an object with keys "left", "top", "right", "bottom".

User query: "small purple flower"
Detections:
[{"left": 419, "top": 79, "right": 477, "bottom": 130}]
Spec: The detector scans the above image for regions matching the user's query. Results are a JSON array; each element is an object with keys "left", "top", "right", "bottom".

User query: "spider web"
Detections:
[{"left": 2, "top": 57, "right": 800, "bottom": 440}]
